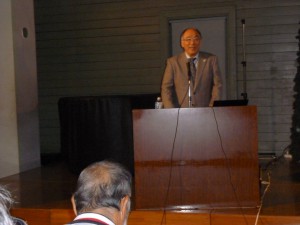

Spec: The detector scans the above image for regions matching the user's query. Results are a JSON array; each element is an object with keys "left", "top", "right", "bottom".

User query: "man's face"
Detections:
[{"left": 180, "top": 29, "right": 202, "bottom": 57}]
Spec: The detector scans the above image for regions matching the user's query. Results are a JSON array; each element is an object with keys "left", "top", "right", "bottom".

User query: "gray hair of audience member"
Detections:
[
  {"left": 0, "top": 185, "right": 14, "bottom": 225},
  {"left": 73, "top": 161, "right": 132, "bottom": 214}
]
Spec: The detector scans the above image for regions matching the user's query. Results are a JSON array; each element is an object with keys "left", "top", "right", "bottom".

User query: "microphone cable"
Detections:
[
  {"left": 211, "top": 107, "right": 250, "bottom": 225},
  {"left": 254, "top": 171, "right": 270, "bottom": 225},
  {"left": 254, "top": 145, "right": 290, "bottom": 225},
  {"left": 160, "top": 86, "right": 189, "bottom": 225}
]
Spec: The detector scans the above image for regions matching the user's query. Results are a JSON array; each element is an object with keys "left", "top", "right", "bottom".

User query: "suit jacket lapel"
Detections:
[
  {"left": 194, "top": 53, "right": 208, "bottom": 92},
  {"left": 179, "top": 53, "right": 189, "bottom": 80}
]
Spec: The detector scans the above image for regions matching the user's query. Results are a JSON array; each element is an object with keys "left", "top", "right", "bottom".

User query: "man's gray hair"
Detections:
[
  {"left": 73, "top": 160, "right": 132, "bottom": 214},
  {"left": 180, "top": 27, "right": 203, "bottom": 40},
  {"left": 0, "top": 185, "right": 14, "bottom": 225}
]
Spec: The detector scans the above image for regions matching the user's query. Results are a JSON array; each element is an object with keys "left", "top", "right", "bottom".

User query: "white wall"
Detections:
[
  {"left": 0, "top": 0, "right": 20, "bottom": 178},
  {"left": 12, "top": 0, "right": 40, "bottom": 172},
  {"left": 0, "top": 0, "right": 40, "bottom": 178}
]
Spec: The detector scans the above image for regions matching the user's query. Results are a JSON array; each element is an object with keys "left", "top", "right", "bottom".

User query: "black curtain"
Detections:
[{"left": 58, "top": 94, "right": 158, "bottom": 174}]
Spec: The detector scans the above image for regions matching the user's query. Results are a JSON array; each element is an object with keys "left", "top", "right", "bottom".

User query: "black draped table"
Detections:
[{"left": 58, "top": 94, "right": 158, "bottom": 174}]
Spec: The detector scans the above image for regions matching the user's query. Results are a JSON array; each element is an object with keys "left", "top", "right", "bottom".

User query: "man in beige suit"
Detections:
[{"left": 161, "top": 27, "right": 222, "bottom": 108}]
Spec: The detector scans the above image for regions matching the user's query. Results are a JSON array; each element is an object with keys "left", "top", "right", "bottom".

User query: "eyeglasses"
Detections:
[{"left": 182, "top": 37, "right": 200, "bottom": 42}]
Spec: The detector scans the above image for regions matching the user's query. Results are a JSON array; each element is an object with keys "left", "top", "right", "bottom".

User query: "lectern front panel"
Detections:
[{"left": 133, "top": 106, "right": 259, "bottom": 210}]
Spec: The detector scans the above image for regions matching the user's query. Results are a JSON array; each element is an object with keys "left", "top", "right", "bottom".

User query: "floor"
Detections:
[
  {"left": 1, "top": 155, "right": 300, "bottom": 217},
  {"left": 259, "top": 155, "right": 300, "bottom": 216}
]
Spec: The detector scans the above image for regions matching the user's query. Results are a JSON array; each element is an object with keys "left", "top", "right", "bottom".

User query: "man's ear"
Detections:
[
  {"left": 71, "top": 195, "right": 78, "bottom": 216},
  {"left": 180, "top": 40, "right": 184, "bottom": 49},
  {"left": 120, "top": 195, "right": 130, "bottom": 218}
]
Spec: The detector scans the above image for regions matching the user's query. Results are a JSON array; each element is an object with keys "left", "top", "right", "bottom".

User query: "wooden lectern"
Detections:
[{"left": 132, "top": 106, "right": 260, "bottom": 210}]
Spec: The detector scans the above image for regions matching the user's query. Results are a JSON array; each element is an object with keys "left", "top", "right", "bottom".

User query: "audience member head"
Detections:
[
  {"left": 71, "top": 160, "right": 132, "bottom": 225},
  {"left": 0, "top": 185, "right": 15, "bottom": 225}
]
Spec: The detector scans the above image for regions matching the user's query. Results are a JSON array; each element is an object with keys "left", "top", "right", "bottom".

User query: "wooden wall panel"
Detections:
[
  {"left": 11, "top": 208, "right": 300, "bottom": 225},
  {"left": 11, "top": 208, "right": 51, "bottom": 225},
  {"left": 50, "top": 209, "right": 74, "bottom": 225},
  {"left": 211, "top": 213, "right": 300, "bottom": 225}
]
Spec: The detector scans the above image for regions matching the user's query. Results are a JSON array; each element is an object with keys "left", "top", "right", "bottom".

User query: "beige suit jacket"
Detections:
[{"left": 161, "top": 52, "right": 222, "bottom": 108}]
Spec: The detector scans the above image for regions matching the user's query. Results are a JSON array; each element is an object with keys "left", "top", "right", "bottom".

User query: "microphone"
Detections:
[{"left": 186, "top": 61, "right": 191, "bottom": 81}]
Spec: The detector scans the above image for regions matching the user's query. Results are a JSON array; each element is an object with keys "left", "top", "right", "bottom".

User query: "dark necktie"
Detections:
[{"left": 189, "top": 58, "right": 197, "bottom": 82}]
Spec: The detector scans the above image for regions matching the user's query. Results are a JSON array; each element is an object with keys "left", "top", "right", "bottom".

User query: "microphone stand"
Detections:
[
  {"left": 187, "top": 61, "right": 192, "bottom": 107},
  {"left": 241, "top": 19, "right": 248, "bottom": 101},
  {"left": 188, "top": 79, "right": 192, "bottom": 107}
]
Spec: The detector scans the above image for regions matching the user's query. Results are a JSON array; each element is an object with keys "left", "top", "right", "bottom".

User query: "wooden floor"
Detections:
[{"left": 1, "top": 155, "right": 300, "bottom": 225}]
